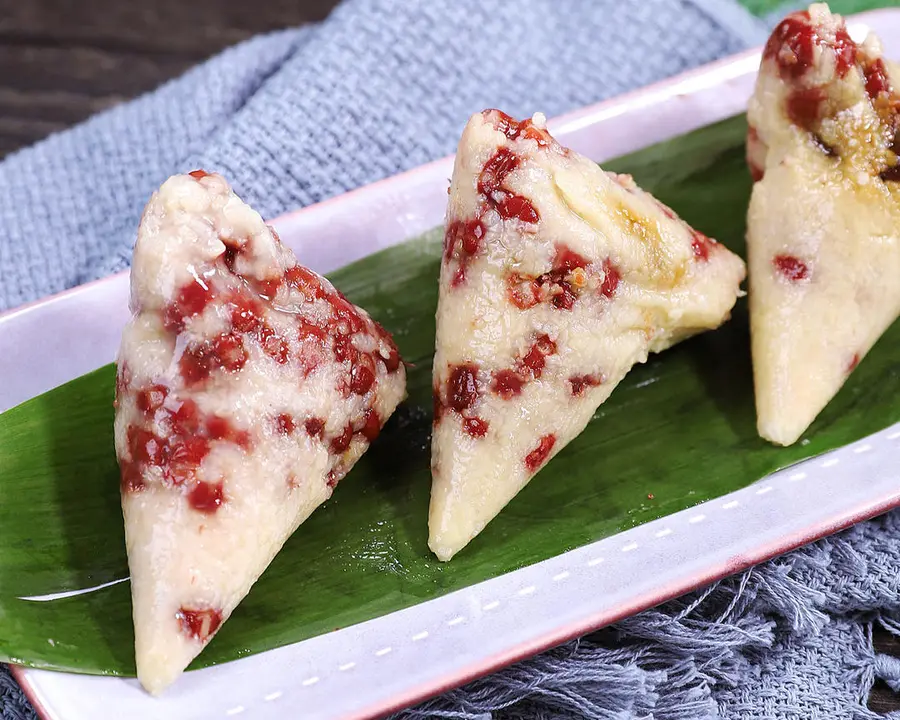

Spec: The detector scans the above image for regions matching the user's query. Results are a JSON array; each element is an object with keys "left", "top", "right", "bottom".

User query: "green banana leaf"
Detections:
[
  {"left": 1, "top": 114, "right": 898, "bottom": 676},
  {"left": 741, "top": 0, "right": 893, "bottom": 17}
]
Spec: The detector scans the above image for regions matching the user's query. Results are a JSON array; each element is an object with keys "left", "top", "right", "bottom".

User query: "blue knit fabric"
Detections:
[{"left": 4, "top": 1, "right": 899, "bottom": 718}]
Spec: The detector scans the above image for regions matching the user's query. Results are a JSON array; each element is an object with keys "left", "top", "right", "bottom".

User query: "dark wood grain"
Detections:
[
  {"left": 869, "top": 627, "right": 900, "bottom": 713},
  {"left": 2, "top": 1, "right": 900, "bottom": 715},
  {"left": 0, "top": 0, "right": 339, "bottom": 157}
]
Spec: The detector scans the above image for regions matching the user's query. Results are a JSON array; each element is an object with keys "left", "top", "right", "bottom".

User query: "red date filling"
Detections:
[
  {"left": 177, "top": 606, "right": 222, "bottom": 642},
  {"left": 462, "top": 417, "right": 489, "bottom": 438},
  {"left": 448, "top": 363, "right": 480, "bottom": 411},
  {"left": 124, "top": 394, "right": 243, "bottom": 501},
  {"left": 773, "top": 254, "right": 810, "bottom": 281},
  {"left": 162, "top": 233, "right": 401, "bottom": 390},
  {"left": 524, "top": 434, "right": 557, "bottom": 473},
  {"left": 188, "top": 480, "right": 226, "bottom": 514},
  {"left": 123, "top": 217, "right": 402, "bottom": 500},
  {"left": 434, "top": 363, "right": 489, "bottom": 438},
  {"left": 435, "top": 336, "right": 559, "bottom": 439},
  {"left": 865, "top": 58, "right": 891, "bottom": 100},
  {"left": 163, "top": 280, "right": 215, "bottom": 333},
  {"left": 359, "top": 408, "right": 382, "bottom": 442},
  {"left": 749, "top": 162, "right": 764, "bottom": 183},
  {"left": 785, "top": 86, "right": 827, "bottom": 131},
  {"left": 274, "top": 413, "right": 296, "bottom": 435},
  {"left": 506, "top": 244, "right": 620, "bottom": 311},
  {"left": 304, "top": 417, "right": 326, "bottom": 438},
  {"left": 690, "top": 231, "right": 716, "bottom": 262},
  {"left": 445, "top": 116, "right": 690, "bottom": 299},
  {"left": 121, "top": 393, "right": 250, "bottom": 506},
  {"left": 747, "top": 126, "right": 766, "bottom": 182},
  {"left": 180, "top": 332, "right": 248, "bottom": 386},
  {"left": 115, "top": 362, "right": 132, "bottom": 407},
  {"left": 443, "top": 112, "right": 549, "bottom": 287},
  {"left": 761, "top": 10, "right": 900, "bottom": 175},
  {"left": 484, "top": 109, "right": 554, "bottom": 148},
  {"left": 491, "top": 334, "right": 558, "bottom": 399},
  {"left": 477, "top": 148, "right": 540, "bottom": 224},
  {"left": 764, "top": 12, "right": 855, "bottom": 82},
  {"left": 569, "top": 373, "right": 604, "bottom": 397},
  {"left": 444, "top": 219, "right": 486, "bottom": 288},
  {"left": 879, "top": 131, "right": 900, "bottom": 184}
]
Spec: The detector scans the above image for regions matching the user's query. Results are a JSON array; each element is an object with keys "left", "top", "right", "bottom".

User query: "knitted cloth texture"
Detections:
[{"left": 2, "top": 0, "right": 898, "bottom": 718}]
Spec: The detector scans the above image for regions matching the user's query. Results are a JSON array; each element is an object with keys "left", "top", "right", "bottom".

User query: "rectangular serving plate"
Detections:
[{"left": 5, "top": 9, "right": 900, "bottom": 719}]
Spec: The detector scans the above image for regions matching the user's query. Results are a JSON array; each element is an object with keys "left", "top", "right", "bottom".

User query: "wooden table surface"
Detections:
[
  {"left": 1, "top": 0, "right": 898, "bottom": 714},
  {"left": 0, "top": 0, "right": 338, "bottom": 158}
]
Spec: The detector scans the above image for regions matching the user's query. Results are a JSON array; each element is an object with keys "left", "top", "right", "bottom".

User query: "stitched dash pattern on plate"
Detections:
[{"left": 213, "top": 422, "right": 900, "bottom": 717}]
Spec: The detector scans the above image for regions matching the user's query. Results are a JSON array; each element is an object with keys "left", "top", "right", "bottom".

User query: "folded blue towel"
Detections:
[{"left": 4, "top": 1, "right": 900, "bottom": 719}]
